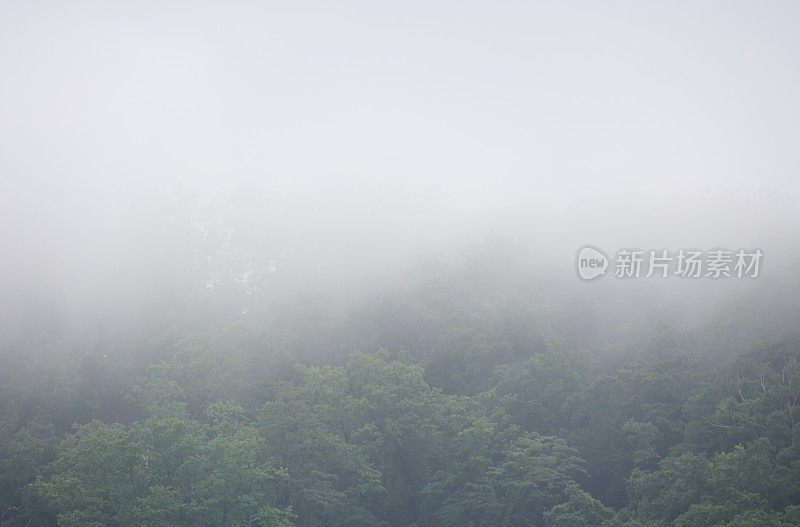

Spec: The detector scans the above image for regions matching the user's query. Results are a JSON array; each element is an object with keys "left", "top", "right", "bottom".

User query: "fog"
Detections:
[
  {"left": 2, "top": 1, "right": 800, "bottom": 359},
  {"left": 6, "top": 5, "right": 800, "bottom": 527}
]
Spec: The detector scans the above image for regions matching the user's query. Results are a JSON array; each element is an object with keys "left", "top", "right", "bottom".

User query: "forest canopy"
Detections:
[
  {"left": 3, "top": 2, "right": 800, "bottom": 526},
  {"left": 2, "top": 256, "right": 800, "bottom": 527}
]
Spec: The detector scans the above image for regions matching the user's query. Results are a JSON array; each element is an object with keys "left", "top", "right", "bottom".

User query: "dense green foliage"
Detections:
[{"left": 2, "top": 305, "right": 800, "bottom": 526}]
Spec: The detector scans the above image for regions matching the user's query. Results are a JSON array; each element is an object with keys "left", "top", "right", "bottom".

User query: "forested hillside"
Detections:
[
  {"left": 3, "top": 2, "right": 800, "bottom": 526},
  {"left": 2, "top": 288, "right": 799, "bottom": 526}
]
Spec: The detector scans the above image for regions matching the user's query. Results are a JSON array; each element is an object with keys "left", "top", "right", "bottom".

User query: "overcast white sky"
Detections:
[
  {"left": 1, "top": 1, "right": 799, "bottom": 325},
  {"left": 2, "top": 2, "right": 799, "bottom": 196}
]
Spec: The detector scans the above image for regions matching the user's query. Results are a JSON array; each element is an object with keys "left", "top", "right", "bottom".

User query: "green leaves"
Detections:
[
  {"left": 544, "top": 482, "right": 615, "bottom": 527},
  {"left": 35, "top": 416, "right": 292, "bottom": 527},
  {"left": 6, "top": 333, "right": 800, "bottom": 527}
]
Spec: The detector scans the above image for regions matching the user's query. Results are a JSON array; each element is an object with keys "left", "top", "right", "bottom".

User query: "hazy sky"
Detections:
[
  {"left": 1, "top": 2, "right": 800, "bottom": 337},
  {"left": 2, "top": 2, "right": 799, "bottom": 196}
]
